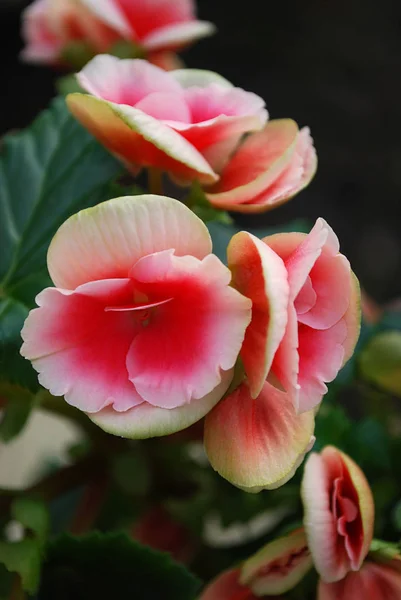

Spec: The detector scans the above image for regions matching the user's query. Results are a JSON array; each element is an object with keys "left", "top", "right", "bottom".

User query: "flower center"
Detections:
[{"left": 104, "top": 296, "right": 173, "bottom": 327}]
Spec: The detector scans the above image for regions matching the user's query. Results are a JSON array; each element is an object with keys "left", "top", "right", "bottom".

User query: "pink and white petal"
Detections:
[
  {"left": 66, "top": 94, "right": 217, "bottom": 185},
  {"left": 20, "top": 280, "right": 143, "bottom": 413},
  {"left": 80, "top": 0, "right": 132, "bottom": 37},
  {"left": 204, "top": 381, "right": 315, "bottom": 493},
  {"left": 142, "top": 20, "right": 216, "bottom": 52},
  {"left": 135, "top": 92, "right": 191, "bottom": 122},
  {"left": 127, "top": 252, "right": 251, "bottom": 408},
  {"left": 90, "top": 367, "right": 233, "bottom": 438},
  {"left": 48, "top": 195, "right": 212, "bottom": 290},
  {"left": 77, "top": 56, "right": 182, "bottom": 105},
  {"left": 21, "top": 0, "right": 62, "bottom": 64},
  {"left": 271, "top": 302, "right": 300, "bottom": 406},
  {"left": 240, "top": 529, "right": 313, "bottom": 595},
  {"left": 206, "top": 120, "right": 300, "bottom": 208},
  {"left": 227, "top": 232, "right": 289, "bottom": 398},
  {"left": 200, "top": 569, "right": 254, "bottom": 600},
  {"left": 297, "top": 320, "right": 347, "bottom": 413},
  {"left": 342, "top": 272, "right": 361, "bottom": 364},
  {"left": 301, "top": 451, "right": 350, "bottom": 583},
  {"left": 171, "top": 69, "right": 233, "bottom": 89}
]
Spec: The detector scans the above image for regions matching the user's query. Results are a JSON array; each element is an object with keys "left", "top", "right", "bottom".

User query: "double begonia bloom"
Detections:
[
  {"left": 206, "top": 119, "right": 317, "bottom": 213},
  {"left": 200, "top": 529, "right": 312, "bottom": 599},
  {"left": 20, "top": 195, "right": 252, "bottom": 438},
  {"left": 204, "top": 218, "right": 360, "bottom": 491},
  {"left": 67, "top": 55, "right": 268, "bottom": 185},
  {"left": 21, "top": 0, "right": 215, "bottom": 67},
  {"left": 301, "top": 446, "right": 375, "bottom": 583},
  {"left": 318, "top": 559, "right": 401, "bottom": 600}
]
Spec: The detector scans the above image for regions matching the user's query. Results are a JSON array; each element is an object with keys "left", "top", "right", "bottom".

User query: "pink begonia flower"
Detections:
[
  {"left": 227, "top": 218, "right": 361, "bottom": 413},
  {"left": 206, "top": 119, "right": 317, "bottom": 213},
  {"left": 200, "top": 529, "right": 312, "bottom": 599},
  {"left": 21, "top": 0, "right": 215, "bottom": 66},
  {"left": 20, "top": 195, "right": 252, "bottom": 438},
  {"left": 66, "top": 55, "right": 268, "bottom": 184},
  {"left": 318, "top": 559, "right": 401, "bottom": 600},
  {"left": 301, "top": 446, "right": 375, "bottom": 583}
]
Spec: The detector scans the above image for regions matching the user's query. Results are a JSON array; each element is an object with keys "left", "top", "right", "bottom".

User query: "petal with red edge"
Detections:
[
  {"left": 318, "top": 561, "right": 401, "bottom": 600},
  {"left": 20, "top": 279, "right": 143, "bottom": 413},
  {"left": 301, "top": 446, "right": 374, "bottom": 583},
  {"left": 47, "top": 195, "right": 212, "bottom": 290},
  {"left": 240, "top": 529, "right": 313, "bottom": 595},
  {"left": 127, "top": 251, "right": 252, "bottom": 408},
  {"left": 80, "top": 0, "right": 132, "bottom": 37},
  {"left": 204, "top": 381, "right": 315, "bottom": 492},
  {"left": 227, "top": 231, "right": 289, "bottom": 398},
  {"left": 206, "top": 120, "right": 299, "bottom": 207},
  {"left": 142, "top": 21, "right": 216, "bottom": 52},
  {"left": 66, "top": 94, "right": 217, "bottom": 184},
  {"left": 90, "top": 367, "right": 233, "bottom": 438}
]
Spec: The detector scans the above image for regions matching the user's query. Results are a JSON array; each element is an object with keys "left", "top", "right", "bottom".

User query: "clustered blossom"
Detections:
[
  {"left": 67, "top": 55, "right": 317, "bottom": 212},
  {"left": 201, "top": 448, "right": 401, "bottom": 600},
  {"left": 21, "top": 0, "right": 215, "bottom": 69}
]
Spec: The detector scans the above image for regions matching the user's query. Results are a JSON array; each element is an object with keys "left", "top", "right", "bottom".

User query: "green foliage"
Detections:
[
  {"left": 0, "top": 498, "right": 49, "bottom": 594},
  {"left": 38, "top": 532, "right": 201, "bottom": 600},
  {"left": 359, "top": 330, "right": 401, "bottom": 396},
  {"left": 112, "top": 449, "right": 151, "bottom": 496},
  {"left": 0, "top": 384, "right": 36, "bottom": 442},
  {"left": 0, "top": 97, "right": 123, "bottom": 390}
]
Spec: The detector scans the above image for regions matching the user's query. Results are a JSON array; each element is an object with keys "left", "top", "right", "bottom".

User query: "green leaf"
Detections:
[
  {"left": 0, "top": 383, "right": 35, "bottom": 442},
  {"left": 38, "top": 532, "right": 201, "bottom": 600},
  {"left": 208, "top": 220, "right": 311, "bottom": 264},
  {"left": 112, "top": 449, "right": 151, "bottom": 496},
  {"left": 0, "top": 97, "right": 123, "bottom": 389},
  {"left": 0, "top": 539, "right": 42, "bottom": 595},
  {"left": 12, "top": 498, "right": 49, "bottom": 546},
  {"left": 359, "top": 330, "right": 401, "bottom": 396}
]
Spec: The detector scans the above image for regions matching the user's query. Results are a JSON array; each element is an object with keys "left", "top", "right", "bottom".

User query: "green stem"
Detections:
[
  {"left": 69, "top": 473, "right": 109, "bottom": 535},
  {"left": 9, "top": 576, "right": 25, "bottom": 600},
  {"left": 147, "top": 168, "right": 163, "bottom": 195}
]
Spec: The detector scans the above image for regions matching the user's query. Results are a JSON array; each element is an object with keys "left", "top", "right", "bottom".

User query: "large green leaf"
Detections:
[
  {"left": 38, "top": 532, "right": 201, "bottom": 600},
  {"left": 0, "top": 97, "right": 123, "bottom": 389}
]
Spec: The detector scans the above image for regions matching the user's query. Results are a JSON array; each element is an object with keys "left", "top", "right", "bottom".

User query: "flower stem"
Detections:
[
  {"left": 69, "top": 473, "right": 110, "bottom": 535},
  {"left": 147, "top": 168, "right": 164, "bottom": 195}
]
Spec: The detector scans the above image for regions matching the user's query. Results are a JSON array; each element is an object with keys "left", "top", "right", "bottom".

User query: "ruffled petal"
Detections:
[
  {"left": 199, "top": 569, "right": 254, "bottom": 600},
  {"left": 318, "top": 561, "right": 401, "bottom": 600},
  {"left": 142, "top": 21, "right": 216, "bottom": 52},
  {"left": 47, "top": 195, "right": 212, "bottom": 289},
  {"left": 126, "top": 251, "right": 251, "bottom": 408},
  {"left": 66, "top": 94, "right": 218, "bottom": 184},
  {"left": 204, "top": 381, "right": 315, "bottom": 492},
  {"left": 227, "top": 232, "right": 289, "bottom": 398},
  {"left": 20, "top": 279, "right": 143, "bottom": 413},
  {"left": 90, "top": 367, "right": 233, "bottom": 438},
  {"left": 240, "top": 529, "right": 313, "bottom": 595}
]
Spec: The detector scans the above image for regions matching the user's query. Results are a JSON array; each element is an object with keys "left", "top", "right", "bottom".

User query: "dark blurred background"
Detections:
[{"left": 2, "top": 0, "right": 401, "bottom": 302}]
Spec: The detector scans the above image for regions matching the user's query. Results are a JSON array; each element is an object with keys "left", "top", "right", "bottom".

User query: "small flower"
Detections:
[
  {"left": 20, "top": 195, "right": 251, "bottom": 438},
  {"left": 199, "top": 529, "right": 312, "bottom": 598},
  {"left": 206, "top": 119, "right": 317, "bottom": 213},
  {"left": 67, "top": 55, "right": 267, "bottom": 185},
  {"left": 21, "top": 0, "right": 215, "bottom": 68},
  {"left": 228, "top": 218, "right": 361, "bottom": 413},
  {"left": 301, "top": 446, "right": 375, "bottom": 583}
]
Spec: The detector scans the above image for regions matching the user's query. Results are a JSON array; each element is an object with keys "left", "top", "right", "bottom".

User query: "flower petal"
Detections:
[
  {"left": 199, "top": 569, "right": 255, "bottom": 600},
  {"left": 227, "top": 232, "right": 289, "bottom": 398},
  {"left": 126, "top": 251, "right": 252, "bottom": 408},
  {"left": 342, "top": 272, "right": 361, "bottom": 364},
  {"left": 142, "top": 21, "right": 216, "bottom": 52},
  {"left": 20, "top": 280, "right": 143, "bottom": 413},
  {"left": 318, "top": 561, "right": 401, "bottom": 600},
  {"left": 301, "top": 447, "right": 374, "bottom": 583},
  {"left": 204, "top": 381, "right": 315, "bottom": 492},
  {"left": 240, "top": 529, "right": 313, "bottom": 595},
  {"left": 77, "top": 55, "right": 182, "bottom": 105},
  {"left": 66, "top": 94, "right": 218, "bottom": 184},
  {"left": 171, "top": 69, "right": 233, "bottom": 89},
  {"left": 47, "top": 195, "right": 212, "bottom": 289},
  {"left": 90, "top": 367, "right": 233, "bottom": 438},
  {"left": 80, "top": 0, "right": 132, "bottom": 37}
]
